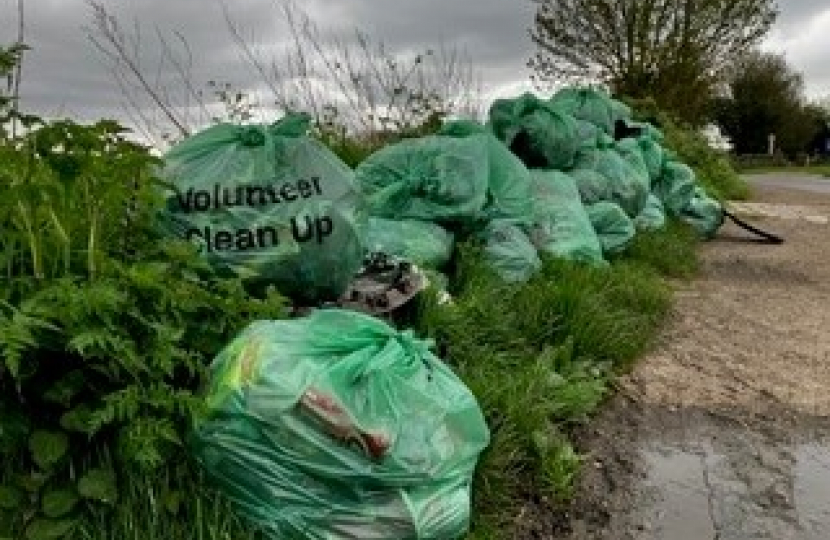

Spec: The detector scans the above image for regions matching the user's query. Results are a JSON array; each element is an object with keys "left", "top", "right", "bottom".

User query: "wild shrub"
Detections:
[{"left": 0, "top": 117, "right": 285, "bottom": 538}]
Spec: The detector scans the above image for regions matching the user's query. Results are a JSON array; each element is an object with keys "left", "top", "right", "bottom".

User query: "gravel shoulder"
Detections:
[{"left": 553, "top": 179, "right": 830, "bottom": 540}]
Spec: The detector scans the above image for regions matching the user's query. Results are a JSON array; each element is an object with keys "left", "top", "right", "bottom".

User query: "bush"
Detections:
[
  {"left": 661, "top": 119, "right": 750, "bottom": 201},
  {"left": 625, "top": 97, "right": 750, "bottom": 201},
  {"left": 0, "top": 118, "right": 285, "bottom": 538}
]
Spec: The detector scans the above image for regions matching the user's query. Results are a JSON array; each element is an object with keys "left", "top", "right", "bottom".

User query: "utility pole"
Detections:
[{"left": 11, "top": 0, "right": 25, "bottom": 138}]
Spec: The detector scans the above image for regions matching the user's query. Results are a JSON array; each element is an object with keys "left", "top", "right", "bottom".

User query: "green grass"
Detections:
[
  {"left": 408, "top": 223, "right": 695, "bottom": 537},
  {"left": 76, "top": 469, "right": 260, "bottom": 540}
]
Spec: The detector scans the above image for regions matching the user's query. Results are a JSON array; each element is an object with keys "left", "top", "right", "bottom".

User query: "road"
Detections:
[
  {"left": 744, "top": 172, "right": 830, "bottom": 195},
  {"left": 555, "top": 174, "right": 830, "bottom": 540}
]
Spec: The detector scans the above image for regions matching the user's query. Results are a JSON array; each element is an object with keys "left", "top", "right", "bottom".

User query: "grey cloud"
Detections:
[{"left": 1, "top": 0, "right": 827, "bottom": 131}]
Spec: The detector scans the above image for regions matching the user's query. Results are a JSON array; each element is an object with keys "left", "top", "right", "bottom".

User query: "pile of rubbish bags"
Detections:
[
  {"left": 157, "top": 86, "right": 726, "bottom": 539},
  {"left": 159, "top": 87, "right": 723, "bottom": 293},
  {"left": 358, "top": 88, "right": 723, "bottom": 283}
]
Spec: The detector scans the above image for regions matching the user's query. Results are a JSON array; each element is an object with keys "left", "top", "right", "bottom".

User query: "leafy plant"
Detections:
[{"left": 0, "top": 78, "right": 286, "bottom": 537}]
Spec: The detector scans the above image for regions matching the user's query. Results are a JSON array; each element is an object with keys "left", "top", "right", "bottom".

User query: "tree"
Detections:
[
  {"left": 713, "top": 51, "right": 826, "bottom": 157},
  {"left": 529, "top": 0, "right": 778, "bottom": 125}
]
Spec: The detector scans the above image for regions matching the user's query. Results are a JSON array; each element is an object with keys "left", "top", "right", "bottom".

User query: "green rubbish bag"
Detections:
[
  {"left": 365, "top": 217, "right": 454, "bottom": 268},
  {"left": 569, "top": 143, "right": 649, "bottom": 218},
  {"left": 610, "top": 98, "right": 633, "bottom": 125},
  {"left": 550, "top": 87, "right": 618, "bottom": 135},
  {"left": 488, "top": 92, "right": 580, "bottom": 170},
  {"left": 574, "top": 119, "right": 602, "bottom": 149},
  {"left": 637, "top": 135, "right": 666, "bottom": 183},
  {"left": 481, "top": 220, "right": 542, "bottom": 283},
  {"left": 654, "top": 160, "right": 697, "bottom": 216},
  {"left": 529, "top": 170, "right": 605, "bottom": 265},
  {"left": 615, "top": 138, "right": 650, "bottom": 187},
  {"left": 634, "top": 193, "right": 667, "bottom": 231},
  {"left": 586, "top": 201, "right": 636, "bottom": 255},
  {"left": 158, "top": 114, "right": 364, "bottom": 303},
  {"left": 623, "top": 120, "right": 664, "bottom": 143},
  {"left": 191, "top": 310, "right": 490, "bottom": 540},
  {"left": 439, "top": 120, "right": 533, "bottom": 225},
  {"left": 681, "top": 188, "right": 725, "bottom": 238},
  {"left": 354, "top": 133, "right": 489, "bottom": 224}
]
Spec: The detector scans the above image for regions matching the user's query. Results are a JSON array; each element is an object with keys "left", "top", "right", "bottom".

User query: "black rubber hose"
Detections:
[{"left": 723, "top": 210, "right": 785, "bottom": 244}]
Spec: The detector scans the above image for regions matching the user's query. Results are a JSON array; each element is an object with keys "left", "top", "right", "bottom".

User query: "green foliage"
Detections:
[
  {"left": 0, "top": 119, "right": 163, "bottom": 279},
  {"left": 627, "top": 99, "right": 750, "bottom": 201},
  {"left": 0, "top": 109, "right": 286, "bottom": 538},
  {"left": 663, "top": 119, "right": 751, "bottom": 201},
  {"left": 77, "top": 470, "right": 117, "bottom": 505},
  {"left": 714, "top": 51, "right": 828, "bottom": 157},
  {"left": 74, "top": 464, "right": 262, "bottom": 540},
  {"left": 316, "top": 110, "right": 446, "bottom": 168},
  {"left": 529, "top": 0, "right": 778, "bottom": 125},
  {"left": 620, "top": 220, "right": 700, "bottom": 279}
]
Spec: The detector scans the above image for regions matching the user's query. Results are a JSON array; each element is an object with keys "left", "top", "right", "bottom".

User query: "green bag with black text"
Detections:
[{"left": 158, "top": 114, "right": 364, "bottom": 302}]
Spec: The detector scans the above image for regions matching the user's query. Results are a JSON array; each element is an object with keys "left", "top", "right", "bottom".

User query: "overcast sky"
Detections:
[{"left": 1, "top": 0, "right": 828, "bottom": 135}]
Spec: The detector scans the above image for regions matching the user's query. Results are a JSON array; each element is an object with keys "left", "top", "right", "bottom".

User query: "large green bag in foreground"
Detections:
[
  {"left": 158, "top": 114, "right": 363, "bottom": 302},
  {"left": 192, "top": 310, "right": 490, "bottom": 540}
]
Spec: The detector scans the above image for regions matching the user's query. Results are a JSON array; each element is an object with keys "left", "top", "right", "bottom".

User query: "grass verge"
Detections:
[{"left": 410, "top": 221, "right": 698, "bottom": 537}]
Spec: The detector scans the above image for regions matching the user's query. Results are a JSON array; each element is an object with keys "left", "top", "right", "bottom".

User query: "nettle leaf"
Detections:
[
  {"left": 41, "top": 489, "right": 79, "bottom": 518},
  {"left": 0, "top": 486, "right": 23, "bottom": 510},
  {"left": 24, "top": 517, "right": 77, "bottom": 540},
  {"left": 77, "top": 469, "right": 117, "bottom": 505},
  {"left": 59, "top": 405, "right": 94, "bottom": 434},
  {"left": 43, "top": 371, "right": 86, "bottom": 408},
  {"left": 16, "top": 471, "right": 49, "bottom": 493},
  {"left": 28, "top": 431, "right": 69, "bottom": 471}
]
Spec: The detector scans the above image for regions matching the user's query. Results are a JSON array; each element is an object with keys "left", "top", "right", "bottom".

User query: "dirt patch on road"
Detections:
[{"left": 555, "top": 183, "right": 830, "bottom": 539}]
